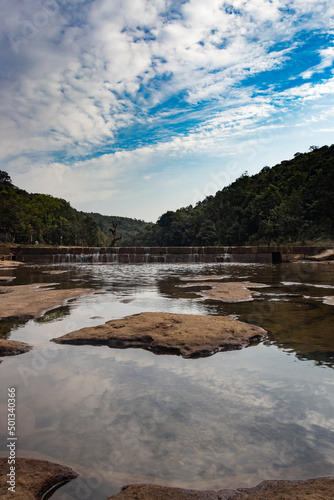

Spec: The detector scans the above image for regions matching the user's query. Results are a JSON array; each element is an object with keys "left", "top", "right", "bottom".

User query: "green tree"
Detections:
[{"left": 0, "top": 171, "right": 12, "bottom": 184}]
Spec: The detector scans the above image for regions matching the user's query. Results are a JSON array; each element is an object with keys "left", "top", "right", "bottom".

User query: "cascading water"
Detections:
[
  {"left": 14, "top": 245, "right": 301, "bottom": 264},
  {"left": 223, "top": 247, "right": 231, "bottom": 262}
]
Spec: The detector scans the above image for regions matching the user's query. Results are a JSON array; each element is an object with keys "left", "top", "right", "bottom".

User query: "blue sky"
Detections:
[{"left": 1, "top": 0, "right": 334, "bottom": 221}]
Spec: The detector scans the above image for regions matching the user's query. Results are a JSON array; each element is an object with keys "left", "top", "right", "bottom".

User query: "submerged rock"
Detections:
[
  {"left": 0, "top": 457, "right": 77, "bottom": 500},
  {"left": 0, "top": 283, "right": 95, "bottom": 320},
  {"left": 108, "top": 477, "right": 334, "bottom": 499},
  {"left": 52, "top": 311, "right": 266, "bottom": 358},
  {"left": 177, "top": 282, "right": 269, "bottom": 302},
  {"left": 0, "top": 339, "right": 32, "bottom": 357}
]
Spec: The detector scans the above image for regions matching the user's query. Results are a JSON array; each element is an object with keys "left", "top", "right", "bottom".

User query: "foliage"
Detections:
[
  {"left": 1, "top": 144, "right": 333, "bottom": 247},
  {"left": 130, "top": 144, "right": 334, "bottom": 246},
  {"left": 84, "top": 212, "right": 150, "bottom": 246},
  {"left": 0, "top": 175, "right": 150, "bottom": 246},
  {"left": 0, "top": 178, "right": 102, "bottom": 245}
]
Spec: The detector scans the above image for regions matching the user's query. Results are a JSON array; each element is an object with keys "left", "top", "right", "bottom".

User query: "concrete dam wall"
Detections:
[{"left": 9, "top": 246, "right": 331, "bottom": 264}]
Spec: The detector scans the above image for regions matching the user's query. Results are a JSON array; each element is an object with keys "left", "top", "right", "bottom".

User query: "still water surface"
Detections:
[{"left": 0, "top": 262, "right": 333, "bottom": 499}]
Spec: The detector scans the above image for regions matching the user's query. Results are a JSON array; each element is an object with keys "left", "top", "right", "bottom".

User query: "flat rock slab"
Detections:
[
  {"left": 0, "top": 260, "right": 24, "bottom": 268},
  {"left": 0, "top": 457, "right": 78, "bottom": 500},
  {"left": 52, "top": 312, "right": 266, "bottom": 358},
  {"left": 0, "top": 276, "right": 15, "bottom": 282},
  {"left": 108, "top": 477, "right": 334, "bottom": 499},
  {"left": 0, "top": 339, "right": 32, "bottom": 357},
  {"left": 0, "top": 284, "right": 94, "bottom": 320},
  {"left": 42, "top": 270, "right": 69, "bottom": 274},
  {"left": 324, "top": 296, "right": 334, "bottom": 305},
  {"left": 180, "top": 275, "right": 228, "bottom": 281},
  {"left": 177, "top": 282, "right": 269, "bottom": 302}
]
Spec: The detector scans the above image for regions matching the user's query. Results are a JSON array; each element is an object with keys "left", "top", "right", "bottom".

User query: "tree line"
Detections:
[
  {"left": 0, "top": 171, "right": 104, "bottom": 245},
  {"left": 129, "top": 145, "right": 334, "bottom": 246},
  {"left": 1, "top": 144, "right": 333, "bottom": 247}
]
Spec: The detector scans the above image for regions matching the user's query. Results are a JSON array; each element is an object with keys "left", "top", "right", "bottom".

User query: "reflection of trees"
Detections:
[
  {"left": 158, "top": 273, "right": 334, "bottom": 369},
  {"left": 0, "top": 320, "right": 25, "bottom": 340},
  {"left": 296, "top": 351, "right": 334, "bottom": 368},
  {"left": 251, "top": 300, "right": 334, "bottom": 369},
  {"left": 35, "top": 305, "right": 71, "bottom": 324}
]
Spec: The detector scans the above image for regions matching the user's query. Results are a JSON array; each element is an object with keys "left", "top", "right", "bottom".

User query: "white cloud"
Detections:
[
  {"left": 1, "top": 0, "right": 334, "bottom": 218},
  {"left": 301, "top": 46, "right": 334, "bottom": 79},
  {"left": 280, "top": 76, "right": 334, "bottom": 100}
]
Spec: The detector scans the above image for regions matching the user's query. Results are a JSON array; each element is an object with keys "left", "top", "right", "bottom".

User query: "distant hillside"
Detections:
[
  {"left": 0, "top": 171, "right": 150, "bottom": 246},
  {"left": 129, "top": 145, "right": 334, "bottom": 246},
  {"left": 83, "top": 212, "right": 149, "bottom": 246},
  {"left": 0, "top": 171, "right": 104, "bottom": 246},
  {"left": 2, "top": 144, "right": 333, "bottom": 247}
]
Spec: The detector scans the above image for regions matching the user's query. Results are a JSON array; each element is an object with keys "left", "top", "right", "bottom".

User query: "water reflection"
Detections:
[
  {"left": 0, "top": 320, "right": 25, "bottom": 340},
  {"left": 0, "top": 262, "right": 333, "bottom": 499},
  {"left": 34, "top": 306, "right": 71, "bottom": 324},
  {"left": 155, "top": 263, "right": 334, "bottom": 368}
]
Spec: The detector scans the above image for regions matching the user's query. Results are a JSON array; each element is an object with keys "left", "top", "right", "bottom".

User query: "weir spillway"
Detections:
[{"left": 6, "top": 245, "right": 331, "bottom": 264}]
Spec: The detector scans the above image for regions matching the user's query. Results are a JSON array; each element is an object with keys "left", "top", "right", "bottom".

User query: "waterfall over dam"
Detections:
[{"left": 8, "top": 245, "right": 330, "bottom": 264}]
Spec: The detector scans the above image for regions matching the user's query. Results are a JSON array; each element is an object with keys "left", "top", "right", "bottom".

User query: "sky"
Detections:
[{"left": 1, "top": 0, "right": 334, "bottom": 222}]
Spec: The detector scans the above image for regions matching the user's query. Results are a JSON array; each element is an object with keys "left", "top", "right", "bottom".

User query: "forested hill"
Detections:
[
  {"left": 0, "top": 172, "right": 147, "bottom": 246},
  {"left": 130, "top": 145, "right": 334, "bottom": 247},
  {"left": 1, "top": 145, "right": 333, "bottom": 247},
  {"left": 83, "top": 212, "right": 149, "bottom": 246}
]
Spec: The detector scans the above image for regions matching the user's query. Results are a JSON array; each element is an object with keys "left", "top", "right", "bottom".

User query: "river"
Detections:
[{"left": 0, "top": 262, "right": 333, "bottom": 499}]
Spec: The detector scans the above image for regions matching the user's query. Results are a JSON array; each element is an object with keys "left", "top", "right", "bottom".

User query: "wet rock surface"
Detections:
[
  {"left": 0, "top": 283, "right": 94, "bottom": 320},
  {"left": 108, "top": 477, "right": 334, "bottom": 499},
  {"left": 52, "top": 312, "right": 266, "bottom": 358},
  {"left": 0, "top": 457, "right": 77, "bottom": 500},
  {"left": 0, "top": 339, "right": 32, "bottom": 357}
]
